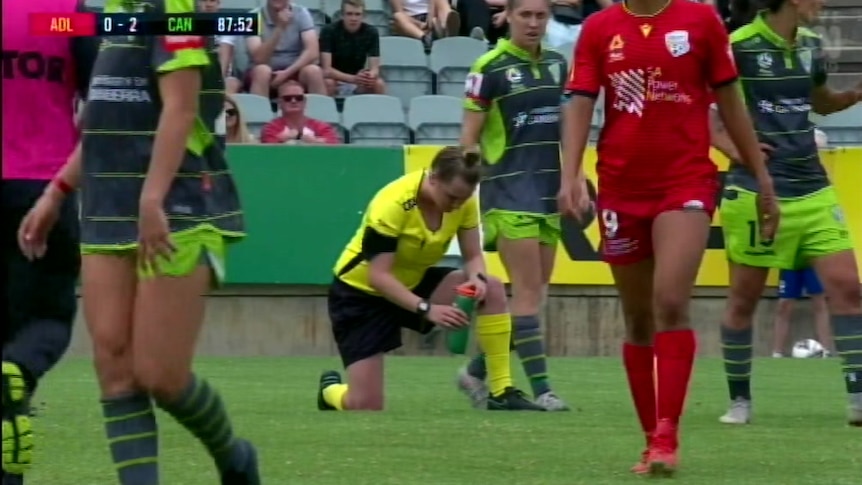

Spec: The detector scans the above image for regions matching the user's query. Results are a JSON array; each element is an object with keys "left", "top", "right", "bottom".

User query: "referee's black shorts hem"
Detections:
[{"left": 328, "top": 266, "right": 458, "bottom": 368}]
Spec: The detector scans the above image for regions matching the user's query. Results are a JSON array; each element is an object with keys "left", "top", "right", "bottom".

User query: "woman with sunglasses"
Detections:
[
  {"left": 260, "top": 80, "right": 339, "bottom": 145},
  {"left": 224, "top": 96, "right": 256, "bottom": 144},
  {"left": 17, "top": 0, "right": 260, "bottom": 483}
]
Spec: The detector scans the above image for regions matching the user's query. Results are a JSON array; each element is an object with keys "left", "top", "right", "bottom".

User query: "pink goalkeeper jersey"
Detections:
[{"left": 2, "top": 0, "right": 80, "bottom": 180}]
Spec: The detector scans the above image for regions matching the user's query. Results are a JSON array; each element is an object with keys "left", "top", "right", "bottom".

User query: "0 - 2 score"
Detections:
[{"left": 101, "top": 15, "right": 139, "bottom": 35}]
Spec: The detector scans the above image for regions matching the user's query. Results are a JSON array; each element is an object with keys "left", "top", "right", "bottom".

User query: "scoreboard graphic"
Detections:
[{"left": 29, "top": 12, "right": 260, "bottom": 36}]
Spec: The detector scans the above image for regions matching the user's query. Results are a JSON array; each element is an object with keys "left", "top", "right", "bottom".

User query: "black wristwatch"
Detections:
[{"left": 416, "top": 299, "right": 430, "bottom": 318}]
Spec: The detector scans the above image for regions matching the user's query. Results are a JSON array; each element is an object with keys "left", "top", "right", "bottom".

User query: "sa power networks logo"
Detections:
[{"left": 609, "top": 67, "right": 692, "bottom": 116}]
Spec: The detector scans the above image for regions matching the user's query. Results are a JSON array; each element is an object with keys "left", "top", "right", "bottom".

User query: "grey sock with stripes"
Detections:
[
  {"left": 466, "top": 354, "right": 488, "bottom": 380},
  {"left": 831, "top": 314, "right": 862, "bottom": 394},
  {"left": 155, "top": 375, "right": 245, "bottom": 471},
  {"left": 512, "top": 315, "right": 551, "bottom": 397},
  {"left": 102, "top": 394, "right": 159, "bottom": 485},
  {"left": 721, "top": 325, "right": 753, "bottom": 400}
]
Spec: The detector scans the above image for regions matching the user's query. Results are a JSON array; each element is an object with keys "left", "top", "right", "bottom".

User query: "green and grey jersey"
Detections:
[
  {"left": 79, "top": 0, "right": 244, "bottom": 248},
  {"left": 726, "top": 13, "right": 830, "bottom": 198},
  {"left": 464, "top": 39, "right": 567, "bottom": 215}
]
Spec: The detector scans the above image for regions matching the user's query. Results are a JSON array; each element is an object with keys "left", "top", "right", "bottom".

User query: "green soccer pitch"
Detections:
[{"left": 26, "top": 357, "right": 861, "bottom": 484}]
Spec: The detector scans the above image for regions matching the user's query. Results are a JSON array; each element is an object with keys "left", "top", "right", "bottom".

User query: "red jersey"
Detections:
[{"left": 566, "top": 0, "right": 736, "bottom": 194}]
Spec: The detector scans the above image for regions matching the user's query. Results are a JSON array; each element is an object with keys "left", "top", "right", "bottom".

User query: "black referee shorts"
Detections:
[{"left": 328, "top": 266, "right": 457, "bottom": 368}]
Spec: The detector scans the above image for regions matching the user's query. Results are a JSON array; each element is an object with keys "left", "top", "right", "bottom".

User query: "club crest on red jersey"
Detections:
[{"left": 664, "top": 30, "right": 690, "bottom": 57}]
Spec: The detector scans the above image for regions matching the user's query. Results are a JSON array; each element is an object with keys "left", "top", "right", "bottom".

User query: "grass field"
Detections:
[{"left": 22, "top": 356, "right": 862, "bottom": 484}]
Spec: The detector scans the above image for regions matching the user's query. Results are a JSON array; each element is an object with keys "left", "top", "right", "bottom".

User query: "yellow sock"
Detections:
[
  {"left": 476, "top": 313, "right": 513, "bottom": 396},
  {"left": 323, "top": 383, "right": 348, "bottom": 410}
]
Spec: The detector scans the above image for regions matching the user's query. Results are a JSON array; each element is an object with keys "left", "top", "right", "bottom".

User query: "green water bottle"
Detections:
[{"left": 447, "top": 285, "right": 477, "bottom": 354}]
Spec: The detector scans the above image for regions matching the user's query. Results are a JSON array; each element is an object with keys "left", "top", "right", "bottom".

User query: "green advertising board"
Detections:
[{"left": 225, "top": 145, "right": 404, "bottom": 285}]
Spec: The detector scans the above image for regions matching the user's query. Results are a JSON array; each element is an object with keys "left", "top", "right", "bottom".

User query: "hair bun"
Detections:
[{"left": 462, "top": 147, "right": 481, "bottom": 167}]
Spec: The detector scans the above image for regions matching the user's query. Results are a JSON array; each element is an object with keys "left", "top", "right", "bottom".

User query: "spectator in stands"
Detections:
[
  {"left": 456, "top": 0, "right": 508, "bottom": 43},
  {"left": 390, "top": 0, "right": 461, "bottom": 48},
  {"left": 225, "top": 96, "right": 257, "bottom": 144},
  {"left": 199, "top": 0, "right": 243, "bottom": 93},
  {"left": 246, "top": 0, "right": 327, "bottom": 97},
  {"left": 320, "top": 0, "right": 386, "bottom": 96},
  {"left": 260, "top": 81, "right": 340, "bottom": 144},
  {"left": 544, "top": 0, "right": 614, "bottom": 49}
]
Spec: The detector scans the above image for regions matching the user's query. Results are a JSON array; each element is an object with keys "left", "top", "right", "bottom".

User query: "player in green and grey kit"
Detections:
[
  {"left": 709, "top": 0, "right": 862, "bottom": 426},
  {"left": 18, "top": 0, "right": 262, "bottom": 482},
  {"left": 456, "top": 0, "right": 571, "bottom": 411}
]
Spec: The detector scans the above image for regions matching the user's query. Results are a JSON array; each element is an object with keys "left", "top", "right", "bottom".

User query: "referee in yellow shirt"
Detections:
[{"left": 317, "top": 146, "right": 544, "bottom": 411}]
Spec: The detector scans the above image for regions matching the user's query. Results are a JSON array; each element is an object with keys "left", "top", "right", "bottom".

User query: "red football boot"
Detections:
[{"left": 647, "top": 419, "right": 679, "bottom": 477}]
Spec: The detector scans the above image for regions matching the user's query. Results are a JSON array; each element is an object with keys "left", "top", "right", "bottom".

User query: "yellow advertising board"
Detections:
[{"left": 404, "top": 146, "right": 862, "bottom": 286}]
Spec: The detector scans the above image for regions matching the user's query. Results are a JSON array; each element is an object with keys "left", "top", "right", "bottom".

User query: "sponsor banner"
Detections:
[{"left": 404, "top": 145, "right": 862, "bottom": 286}]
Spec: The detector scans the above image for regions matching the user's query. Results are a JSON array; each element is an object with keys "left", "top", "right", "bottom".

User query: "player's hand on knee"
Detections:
[{"left": 428, "top": 305, "right": 469, "bottom": 329}]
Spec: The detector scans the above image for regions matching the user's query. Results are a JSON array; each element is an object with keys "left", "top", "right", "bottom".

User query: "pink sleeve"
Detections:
[
  {"left": 311, "top": 119, "right": 339, "bottom": 144},
  {"left": 260, "top": 121, "right": 282, "bottom": 144}
]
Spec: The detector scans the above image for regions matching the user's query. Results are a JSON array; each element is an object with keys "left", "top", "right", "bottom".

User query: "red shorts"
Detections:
[{"left": 596, "top": 185, "right": 718, "bottom": 265}]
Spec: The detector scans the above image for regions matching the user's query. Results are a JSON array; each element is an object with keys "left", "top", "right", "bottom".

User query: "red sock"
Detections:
[
  {"left": 654, "top": 329, "right": 697, "bottom": 424},
  {"left": 623, "top": 343, "right": 656, "bottom": 439}
]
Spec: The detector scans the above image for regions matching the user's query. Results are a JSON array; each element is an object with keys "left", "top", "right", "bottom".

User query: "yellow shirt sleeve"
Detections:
[
  {"left": 366, "top": 191, "right": 408, "bottom": 238},
  {"left": 459, "top": 195, "right": 480, "bottom": 230}
]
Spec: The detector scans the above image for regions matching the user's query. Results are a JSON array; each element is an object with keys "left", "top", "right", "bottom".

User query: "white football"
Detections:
[{"left": 791, "top": 339, "right": 825, "bottom": 358}]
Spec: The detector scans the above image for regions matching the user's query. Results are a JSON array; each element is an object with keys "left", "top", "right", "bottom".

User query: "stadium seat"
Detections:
[
  {"left": 408, "top": 95, "right": 463, "bottom": 145},
  {"left": 292, "top": 0, "right": 326, "bottom": 26},
  {"left": 379, "top": 37, "right": 433, "bottom": 108},
  {"left": 429, "top": 37, "right": 488, "bottom": 97},
  {"left": 233, "top": 93, "right": 275, "bottom": 136},
  {"left": 220, "top": 0, "right": 261, "bottom": 9},
  {"left": 342, "top": 95, "right": 410, "bottom": 145},
  {"left": 303, "top": 94, "right": 345, "bottom": 141},
  {"left": 816, "top": 104, "right": 862, "bottom": 146}
]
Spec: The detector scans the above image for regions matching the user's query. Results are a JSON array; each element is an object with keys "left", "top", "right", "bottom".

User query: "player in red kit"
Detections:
[{"left": 558, "top": 0, "right": 778, "bottom": 477}]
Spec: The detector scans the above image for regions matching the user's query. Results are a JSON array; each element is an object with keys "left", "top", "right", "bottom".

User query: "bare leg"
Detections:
[{"left": 772, "top": 299, "right": 794, "bottom": 356}]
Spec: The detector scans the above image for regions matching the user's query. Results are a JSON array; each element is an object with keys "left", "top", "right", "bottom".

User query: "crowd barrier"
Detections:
[{"left": 226, "top": 145, "right": 862, "bottom": 286}]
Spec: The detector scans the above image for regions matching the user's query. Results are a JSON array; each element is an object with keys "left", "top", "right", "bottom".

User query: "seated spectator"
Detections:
[
  {"left": 545, "top": 0, "right": 583, "bottom": 49},
  {"left": 320, "top": 0, "right": 386, "bottom": 96},
  {"left": 390, "top": 0, "right": 461, "bottom": 48},
  {"left": 218, "top": 36, "right": 244, "bottom": 94},
  {"left": 456, "top": 0, "right": 508, "bottom": 43},
  {"left": 199, "top": 0, "right": 243, "bottom": 93},
  {"left": 246, "top": 0, "right": 327, "bottom": 97},
  {"left": 225, "top": 95, "right": 257, "bottom": 144},
  {"left": 260, "top": 81, "right": 339, "bottom": 145}
]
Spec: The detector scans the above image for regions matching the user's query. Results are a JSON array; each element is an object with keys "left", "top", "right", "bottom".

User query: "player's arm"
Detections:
[
  {"left": 814, "top": 87, "right": 862, "bottom": 115},
  {"left": 809, "top": 40, "right": 861, "bottom": 114},
  {"left": 70, "top": 1, "right": 99, "bottom": 102},
  {"left": 707, "top": 14, "right": 772, "bottom": 189},
  {"left": 44, "top": 143, "right": 83, "bottom": 202},
  {"left": 140, "top": 9, "right": 209, "bottom": 205},
  {"left": 365, "top": 198, "right": 425, "bottom": 312},
  {"left": 456, "top": 196, "right": 486, "bottom": 279},
  {"left": 560, "top": 17, "right": 601, "bottom": 186},
  {"left": 460, "top": 61, "right": 497, "bottom": 148},
  {"left": 709, "top": 104, "right": 741, "bottom": 160}
]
